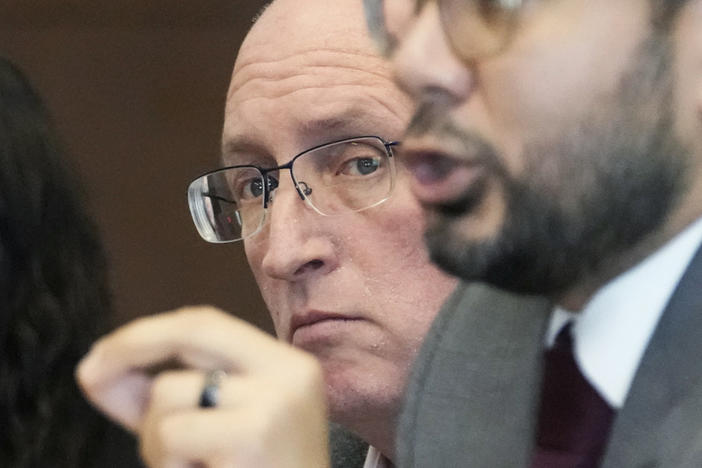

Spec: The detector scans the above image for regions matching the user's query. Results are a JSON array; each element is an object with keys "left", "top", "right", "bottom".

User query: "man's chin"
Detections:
[
  {"left": 321, "top": 363, "right": 402, "bottom": 418},
  {"left": 423, "top": 214, "right": 482, "bottom": 280},
  {"left": 326, "top": 383, "right": 401, "bottom": 434}
]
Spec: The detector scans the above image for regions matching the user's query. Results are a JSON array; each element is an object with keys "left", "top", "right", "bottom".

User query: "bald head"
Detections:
[
  {"left": 227, "top": 0, "right": 399, "bottom": 105},
  {"left": 237, "top": 0, "right": 377, "bottom": 70}
]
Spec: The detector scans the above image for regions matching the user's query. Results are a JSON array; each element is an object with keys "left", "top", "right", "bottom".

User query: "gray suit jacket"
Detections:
[
  {"left": 397, "top": 245, "right": 702, "bottom": 467},
  {"left": 330, "top": 423, "right": 369, "bottom": 468}
]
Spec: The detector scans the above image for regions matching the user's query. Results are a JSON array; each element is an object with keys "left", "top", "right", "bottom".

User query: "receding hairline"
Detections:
[{"left": 251, "top": 1, "right": 273, "bottom": 25}]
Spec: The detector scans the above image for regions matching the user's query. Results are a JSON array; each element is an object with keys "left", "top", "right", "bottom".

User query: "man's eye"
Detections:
[
  {"left": 340, "top": 157, "right": 381, "bottom": 176},
  {"left": 235, "top": 175, "right": 278, "bottom": 200},
  {"left": 237, "top": 178, "right": 265, "bottom": 199}
]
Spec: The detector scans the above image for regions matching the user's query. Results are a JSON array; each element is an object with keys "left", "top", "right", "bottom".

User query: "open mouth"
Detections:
[
  {"left": 409, "top": 151, "right": 463, "bottom": 184},
  {"left": 403, "top": 149, "right": 484, "bottom": 207}
]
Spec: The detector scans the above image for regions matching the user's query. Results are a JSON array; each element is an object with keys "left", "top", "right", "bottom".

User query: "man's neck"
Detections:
[
  {"left": 355, "top": 422, "right": 396, "bottom": 465},
  {"left": 337, "top": 404, "right": 398, "bottom": 465},
  {"left": 556, "top": 206, "right": 702, "bottom": 311}
]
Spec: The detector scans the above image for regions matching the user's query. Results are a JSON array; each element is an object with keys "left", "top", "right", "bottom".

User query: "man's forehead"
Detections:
[
  {"left": 220, "top": 0, "right": 411, "bottom": 161},
  {"left": 228, "top": 0, "right": 385, "bottom": 104},
  {"left": 227, "top": 42, "right": 387, "bottom": 106},
  {"left": 224, "top": 46, "right": 406, "bottom": 139}
]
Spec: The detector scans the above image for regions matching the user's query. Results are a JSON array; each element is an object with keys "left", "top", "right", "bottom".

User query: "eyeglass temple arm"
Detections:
[{"left": 203, "top": 192, "right": 236, "bottom": 205}]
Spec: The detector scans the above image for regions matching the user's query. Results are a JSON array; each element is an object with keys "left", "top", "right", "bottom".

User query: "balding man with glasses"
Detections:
[
  {"left": 76, "top": 0, "right": 457, "bottom": 467},
  {"left": 364, "top": 0, "right": 702, "bottom": 467}
]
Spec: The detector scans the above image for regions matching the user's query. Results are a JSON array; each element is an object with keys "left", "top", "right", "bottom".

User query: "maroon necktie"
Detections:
[{"left": 530, "top": 323, "right": 616, "bottom": 468}]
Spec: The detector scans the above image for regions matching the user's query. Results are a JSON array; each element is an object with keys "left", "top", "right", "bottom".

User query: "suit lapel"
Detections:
[
  {"left": 603, "top": 244, "right": 702, "bottom": 468},
  {"left": 398, "top": 243, "right": 702, "bottom": 468},
  {"left": 397, "top": 283, "right": 551, "bottom": 467}
]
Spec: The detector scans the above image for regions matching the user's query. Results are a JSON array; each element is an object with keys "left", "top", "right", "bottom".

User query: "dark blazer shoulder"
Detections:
[
  {"left": 398, "top": 282, "right": 551, "bottom": 468},
  {"left": 603, "top": 242, "right": 702, "bottom": 467}
]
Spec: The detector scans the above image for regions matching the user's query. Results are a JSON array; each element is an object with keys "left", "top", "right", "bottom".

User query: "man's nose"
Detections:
[
  {"left": 392, "top": 2, "right": 474, "bottom": 104},
  {"left": 258, "top": 177, "right": 338, "bottom": 282}
]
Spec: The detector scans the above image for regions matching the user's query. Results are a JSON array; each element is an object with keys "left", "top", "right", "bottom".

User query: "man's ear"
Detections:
[
  {"left": 687, "top": 1, "right": 702, "bottom": 122},
  {"left": 671, "top": 1, "right": 702, "bottom": 142}
]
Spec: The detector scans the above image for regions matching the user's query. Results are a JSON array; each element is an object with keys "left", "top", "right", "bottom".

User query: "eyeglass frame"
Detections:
[
  {"left": 188, "top": 135, "right": 400, "bottom": 243},
  {"left": 363, "top": 0, "right": 525, "bottom": 60}
]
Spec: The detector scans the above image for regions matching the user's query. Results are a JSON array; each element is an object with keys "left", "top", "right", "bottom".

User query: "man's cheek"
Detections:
[{"left": 269, "top": 309, "right": 287, "bottom": 339}]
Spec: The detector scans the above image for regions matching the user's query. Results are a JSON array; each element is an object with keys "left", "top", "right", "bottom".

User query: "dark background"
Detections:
[{"left": 0, "top": 0, "right": 272, "bottom": 331}]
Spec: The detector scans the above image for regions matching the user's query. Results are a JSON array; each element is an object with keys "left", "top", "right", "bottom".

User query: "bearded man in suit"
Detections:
[{"left": 364, "top": 0, "right": 702, "bottom": 466}]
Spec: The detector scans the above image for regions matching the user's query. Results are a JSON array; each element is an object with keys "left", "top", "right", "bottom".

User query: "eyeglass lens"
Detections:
[
  {"left": 188, "top": 137, "right": 395, "bottom": 243},
  {"left": 366, "top": 0, "right": 521, "bottom": 59},
  {"left": 439, "top": 0, "right": 521, "bottom": 59}
]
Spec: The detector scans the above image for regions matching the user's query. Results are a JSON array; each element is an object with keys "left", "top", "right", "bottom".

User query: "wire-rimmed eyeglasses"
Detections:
[
  {"left": 364, "top": 0, "right": 524, "bottom": 60},
  {"left": 188, "top": 136, "right": 399, "bottom": 243}
]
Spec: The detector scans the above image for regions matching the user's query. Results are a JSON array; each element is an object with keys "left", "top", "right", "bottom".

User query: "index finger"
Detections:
[{"left": 76, "top": 306, "right": 311, "bottom": 430}]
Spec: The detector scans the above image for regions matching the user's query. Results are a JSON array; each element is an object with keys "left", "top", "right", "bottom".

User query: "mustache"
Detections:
[
  {"left": 406, "top": 98, "right": 508, "bottom": 178},
  {"left": 405, "top": 96, "right": 450, "bottom": 139}
]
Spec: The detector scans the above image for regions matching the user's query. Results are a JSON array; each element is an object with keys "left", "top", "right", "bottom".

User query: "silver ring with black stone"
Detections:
[{"left": 198, "top": 369, "right": 226, "bottom": 408}]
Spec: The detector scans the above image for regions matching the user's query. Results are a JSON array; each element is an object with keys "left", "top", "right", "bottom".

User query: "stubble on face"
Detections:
[{"left": 414, "top": 31, "right": 690, "bottom": 297}]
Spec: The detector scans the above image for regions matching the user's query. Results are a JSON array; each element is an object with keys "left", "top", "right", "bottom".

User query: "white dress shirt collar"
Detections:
[
  {"left": 547, "top": 216, "right": 702, "bottom": 408},
  {"left": 363, "top": 445, "right": 392, "bottom": 468}
]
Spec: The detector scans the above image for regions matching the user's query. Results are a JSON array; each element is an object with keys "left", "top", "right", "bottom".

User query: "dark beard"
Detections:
[{"left": 419, "top": 33, "right": 689, "bottom": 296}]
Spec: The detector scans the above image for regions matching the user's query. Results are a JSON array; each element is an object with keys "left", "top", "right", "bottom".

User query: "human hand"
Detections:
[{"left": 76, "top": 306, "right": 330, "bottom": 468}]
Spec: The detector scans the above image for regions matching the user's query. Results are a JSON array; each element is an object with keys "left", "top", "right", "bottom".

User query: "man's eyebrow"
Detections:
[
  {"left": 299, "top": 103, "right": 383, "bottom": 137},
  {"left": 222, "top": 111, "right": 381, "bottom": 164},
  {"left": 300, "top": 117, "right": 350, "bottom": 136},
  {"left": 221, "top": 137, "right": 270, "bottom": 165}
]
